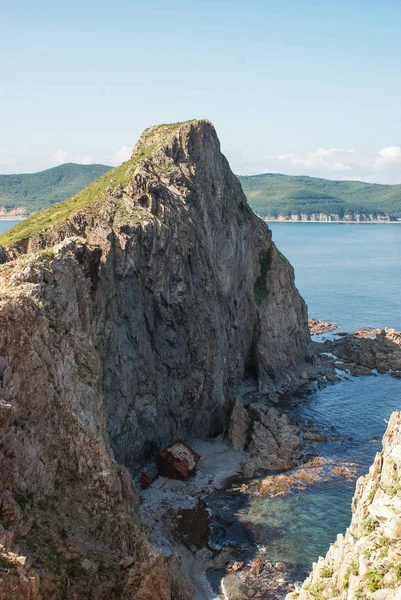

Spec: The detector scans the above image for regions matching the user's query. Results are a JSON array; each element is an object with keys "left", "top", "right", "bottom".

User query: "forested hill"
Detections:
[
  {"left": 2, "top": 165, "right": 401, "bottom": 221},
  {"left": 238, "top": 173, "right": 401, "bottom": 220},
  {"left": 0, "top": 163, "right": 112, "bottom": 215}
]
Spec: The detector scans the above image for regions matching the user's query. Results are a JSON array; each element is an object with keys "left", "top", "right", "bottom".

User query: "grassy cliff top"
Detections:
[{"left": 0, "top": 120, "right": 198, "bottom": 247}]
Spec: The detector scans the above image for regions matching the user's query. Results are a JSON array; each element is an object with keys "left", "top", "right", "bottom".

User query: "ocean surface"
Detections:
[
  {"left": 269, "top": 222, "right": 401, "bottom": 331},
  {"left": 0, "top": 220, "right": 20, "bottom": 234}
]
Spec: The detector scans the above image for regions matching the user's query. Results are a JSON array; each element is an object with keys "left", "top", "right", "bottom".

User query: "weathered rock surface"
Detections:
[
  {"left": 243, "top": 403, "right": 300, "bottom": 477},
  {"left": 308, "top": 318, "right": 338, "bottom": 335},
  {"left": 323, "top": 328, "right": 401, "bottom": 376},
  {"left": 0, "top": 120, "right": 310, "bottom": 597},
  {"left": 287, "top": 412, "right": 401, "bottom": 600},
  {"left": 228, "top": 397, "right": 250, "bottom": 451}
]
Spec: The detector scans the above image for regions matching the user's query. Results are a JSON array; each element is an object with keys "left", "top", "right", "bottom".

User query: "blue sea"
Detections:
[
  {"left": 0, "top": 220, "right": 20, "bottom": 234},
  {"left": 269, "top": 222, "right": 401, "bottom": 331}
]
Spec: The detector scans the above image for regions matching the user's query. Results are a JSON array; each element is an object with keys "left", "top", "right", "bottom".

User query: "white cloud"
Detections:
[
  {"left": 0, "top": 157, "right": 16, "bottom": 166},
  {"left": 271, "top": 148, "right": 352, "bottom": 173},
  {"left": 50, "top": 151, "right": 95, "bottom": 165},
  {"left": 51, "top": 150, "right": 69, "bottom": 164},
  {"left": 78, "top": 155, "right": 95, "bottom": 165},
  {"left": 110, "top": 145, "right": 132, "bottom": 166},
  {"left": 243, "top": 145, "right": 401, "bottom": 183},
  {"left": 377, "top": 146, "right": 401, "bottom": 160}
]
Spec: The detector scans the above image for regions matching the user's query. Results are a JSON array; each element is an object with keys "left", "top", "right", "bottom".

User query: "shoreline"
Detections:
[
  {"left": 0, "top": 216, "right": 26, "bottom": 221},
  {"left": 262, "top": 218, "right": 401, "bottom": 224}
]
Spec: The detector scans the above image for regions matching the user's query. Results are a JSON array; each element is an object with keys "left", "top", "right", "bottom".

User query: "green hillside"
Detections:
[
  {"left": 0, "top": 121, "right": 194, "bottom": 247},
  {"left": 238, "top": 173, "right": 401, "bottom": 219},
  {"left": 0, "top": 163, "right": 112, "bottom": 215}
]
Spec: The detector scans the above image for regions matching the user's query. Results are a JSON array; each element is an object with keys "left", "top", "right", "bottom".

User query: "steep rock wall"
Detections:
[
  {"left": 288, "top": 412, "right": 401, "bottom": 600},
  {"left": 4, "top": 120, "right": 310, "bottom": 469},
  {"left": 0, "top": 120, "right": 310, "bottom": 597}
]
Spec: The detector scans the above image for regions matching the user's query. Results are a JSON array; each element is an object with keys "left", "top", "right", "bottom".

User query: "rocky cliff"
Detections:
[
  {"left": 288, "top": 412, "right": 401, "bottom": 600},
  {"left": 0, "top": 119, "right": 310, "bottom": 598}
]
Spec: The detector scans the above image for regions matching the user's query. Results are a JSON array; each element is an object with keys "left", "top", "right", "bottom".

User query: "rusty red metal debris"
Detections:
[
  {"left": 139, "top": 472, "right": 153, "bottom": 489},
  {"left": 156, "top": 439, "right": 200, "bottom": 479}
]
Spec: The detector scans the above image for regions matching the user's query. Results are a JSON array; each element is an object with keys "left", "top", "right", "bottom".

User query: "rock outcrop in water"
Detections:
[
  {"left": 0, "top": 120, "right": 310, "bottom": 598},
  {"left": 288, "top": 412, "right": 401, "bottom": 600}
]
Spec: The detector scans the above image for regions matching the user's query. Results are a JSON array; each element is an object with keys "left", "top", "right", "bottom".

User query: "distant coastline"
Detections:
[{"left": 262, "top": 218, "right": 401, "bottom": 224}]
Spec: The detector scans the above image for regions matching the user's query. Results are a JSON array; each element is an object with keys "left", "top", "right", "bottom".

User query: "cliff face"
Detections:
[
  {"left": 288, "top": 412, "right": 401, "bottom": 600},
  {"left": 0, "top": 120, "right": 310, "bottom": 597}
]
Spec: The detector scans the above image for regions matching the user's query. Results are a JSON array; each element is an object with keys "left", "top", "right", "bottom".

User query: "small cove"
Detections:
[
  {"left": 206, "top": 374, "right": 401, "bottom": 597},
  {"left": 206, "top": 223, "right": 401, "bottom": 598}
]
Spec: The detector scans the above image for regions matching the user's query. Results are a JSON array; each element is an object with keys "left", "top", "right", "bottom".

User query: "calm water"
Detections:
[
  {"left": 0, "top": 220, "right": 20, "bottom": 234},
  {"left": 269, "top": 223, "right": 401, "bottom": 331},
  {"left": 207, "top": 223, "right": 401, "bottom": 592}
]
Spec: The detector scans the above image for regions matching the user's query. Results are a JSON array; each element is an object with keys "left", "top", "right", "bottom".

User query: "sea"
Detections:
[
  {"left": 270, "top": 222, "right": 401, "bottom": 331},
  {"left": 0, "top": 220, "right": 21, "bottom": 234}
]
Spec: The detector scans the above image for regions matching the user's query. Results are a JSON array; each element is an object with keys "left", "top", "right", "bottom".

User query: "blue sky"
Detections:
[{"left": 1, "top": 0, "right": 401, "bottom": 182}]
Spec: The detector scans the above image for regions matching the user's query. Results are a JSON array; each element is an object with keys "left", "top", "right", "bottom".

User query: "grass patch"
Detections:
[
  {"left": 304, "top": 582, "right": 325, "bottom": 599},
  {"left": 0, "top": 553, "right": 18, "bottom": 571},
  {"left": 320, "top": 567, "right": 334, "bottom": 578},
  {"left": 365, "top": 568, "right": 384, "bottom": 592},
  {"left": 0, "top": 120, "right": 197, "bottom": 248},
  {"left": 363, "top": 517, "right": 379, "bottom": 533},
  {"left": 343, "top": 562, "right": 358, "bottom": 589}
]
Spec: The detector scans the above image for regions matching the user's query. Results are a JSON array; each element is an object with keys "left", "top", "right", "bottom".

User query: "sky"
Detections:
[{"left": 1, "top": 0, "right": 401, "bottom": 183}]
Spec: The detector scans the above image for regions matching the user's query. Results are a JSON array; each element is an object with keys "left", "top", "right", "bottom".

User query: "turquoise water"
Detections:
[
  {"left": 207, "top": 223, "right": 401, "bottom": 590},
  {"left": 238, "top": 375, "right": 401, "bottom": 570},
  {"left": 0, "top": 220, "right": 20, "bottom": 234},
  {"left": 269, "top": 223, "right": 401, "bottom": 331}
]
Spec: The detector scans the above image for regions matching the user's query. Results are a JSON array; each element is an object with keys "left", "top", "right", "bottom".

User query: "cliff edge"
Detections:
[{"left": 0, "top": 120, "right": 310, "bottom": 598}]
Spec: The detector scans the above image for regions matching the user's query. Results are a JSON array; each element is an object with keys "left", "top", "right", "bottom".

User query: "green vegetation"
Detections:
[
  {"left": 344, "top": 562, "right": 359, "bottom": 589},
  {"left": 0, "top": 552, "right": 18, "bottom": 571},
  {"left": 304, "top": 582, "right": 325, "bottom": 599},
  {"left": 365, "top": 568, "right": 384, "bottom": 592},
  {"left": 0, "top": 159, "right": 131, "bottom": 246},
  {"left": 363, "top": 517, "right": 379, "bottom": 533},
  {"left": 0, "top": 163, "right": 111, "bottom": 215},
  {"left": 254, "top": 247, "right": 272, "bottom": 302},
  {"left": 320, "top": 567, "right": 334, "bottom": 578},
  {"left": 0, "top": 120, "right": 196, "bottom": 247},
  {"left": 238, "top": 173, "right": 401, "bottom": 219}
]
